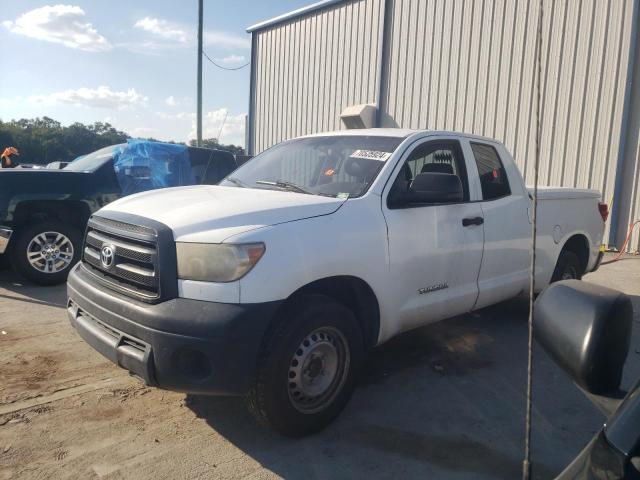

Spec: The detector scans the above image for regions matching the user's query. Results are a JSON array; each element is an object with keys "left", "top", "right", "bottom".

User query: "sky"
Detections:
[{"left": 0, "top": 0, "right": 312, "bottom": 147}]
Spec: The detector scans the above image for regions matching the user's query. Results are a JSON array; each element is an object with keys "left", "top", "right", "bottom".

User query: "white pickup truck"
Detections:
[{"left": 67, "top": 129, "right": 607, "bottom": 436}]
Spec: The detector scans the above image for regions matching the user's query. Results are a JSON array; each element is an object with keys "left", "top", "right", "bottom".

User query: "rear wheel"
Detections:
[
  {"left": 247, "top": 294, "right": 364, "bottom": 437},
  {"left": 551, "top": 250, "right": 583, "bottom": 282},
  {"left": 10, "top": 221, "right": 82, "bottom": 285}
]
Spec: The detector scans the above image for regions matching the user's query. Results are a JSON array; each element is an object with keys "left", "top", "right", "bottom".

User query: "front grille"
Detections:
[
  {"left": 89, "top": 216, "right": 155, "bottom": 236},
  {"left": 83, "top": 217, "right": 159, "bottom": 299}
]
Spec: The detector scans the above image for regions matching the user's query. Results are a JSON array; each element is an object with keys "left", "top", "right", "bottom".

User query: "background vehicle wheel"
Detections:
[
  {"left": 10, "top": 221, "right": 82, "bottom": 285},
  {"left": 551, "top": 250, "right": 583, "bottom": 282},
  {"left": 247, "top": 294, "right": 364, "bottom": 437}
]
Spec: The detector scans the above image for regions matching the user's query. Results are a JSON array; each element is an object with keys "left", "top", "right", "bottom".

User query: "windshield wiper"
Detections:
[
  {"left": 225, "top": 176, "right": 247, "bottom": 188},
  {"left": 255, "top": 180, "right": 314, "bottom": 195}
]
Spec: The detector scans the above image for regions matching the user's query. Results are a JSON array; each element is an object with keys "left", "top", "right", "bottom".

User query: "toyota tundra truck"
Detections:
[{"left": 67, "top": 129, "right": 607, "bottom": 436}]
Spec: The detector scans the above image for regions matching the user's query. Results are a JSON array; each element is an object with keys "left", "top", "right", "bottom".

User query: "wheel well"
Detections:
[
  {"left": 287, "top": 276, "right": 381, "bottom": 349},
  {"left": 13, "top": 201, "right": 90, "bottom": 232},
  {"left": 559, "top": 234, "right": 590, "bottom": 275}
]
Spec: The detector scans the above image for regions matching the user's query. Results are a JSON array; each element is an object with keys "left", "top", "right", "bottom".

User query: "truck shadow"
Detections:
[
  {"left": 185, "top": 297, "right": 582, "bottom": 479},
  {"left": 0, "top": 269, "right": 67, "bottom": 308}
]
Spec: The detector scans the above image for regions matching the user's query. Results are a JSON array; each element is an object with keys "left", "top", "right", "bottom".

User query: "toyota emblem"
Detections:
[{"left": 100, "top": 245, "right": 115, "bottom": 268}]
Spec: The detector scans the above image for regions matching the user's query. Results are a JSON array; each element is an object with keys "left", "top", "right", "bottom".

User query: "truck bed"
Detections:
[{"left": 527, "top": 186, "right": 601, "bottom": 200}]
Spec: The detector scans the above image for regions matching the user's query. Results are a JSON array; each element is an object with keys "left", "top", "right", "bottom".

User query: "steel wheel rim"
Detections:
[
  {"left": 287, "top": 327, "right": 350, "bottom": 414},
  {"left": 26, "top": 231, "right": 74, "bottom": 274},
  {"left": 562, "top": 266, "right": 577, "bottom": 280}
]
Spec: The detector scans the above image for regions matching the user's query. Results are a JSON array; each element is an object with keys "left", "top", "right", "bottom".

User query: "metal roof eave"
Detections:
[{"left": 246, "top": 0, "right": 346, "bottom": 33}]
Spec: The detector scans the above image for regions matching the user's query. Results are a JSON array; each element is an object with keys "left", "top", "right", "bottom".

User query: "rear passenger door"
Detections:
[{"left": 466, "top": 141, "right": 530, "bottom": 308}]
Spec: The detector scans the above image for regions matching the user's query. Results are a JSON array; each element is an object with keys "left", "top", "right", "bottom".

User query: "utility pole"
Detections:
[{"left": 197, "top": 0, "right": 203, "bottom": 147}]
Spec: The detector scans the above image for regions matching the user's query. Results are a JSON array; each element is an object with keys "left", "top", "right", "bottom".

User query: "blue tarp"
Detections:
[{"left": 113, "top": 139, "right": 195, "bottom": 196}]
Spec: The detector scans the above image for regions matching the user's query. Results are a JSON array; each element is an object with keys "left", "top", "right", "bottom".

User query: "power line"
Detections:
[{"left": 202, "top": 50, "right": 250, "bottom": 71}]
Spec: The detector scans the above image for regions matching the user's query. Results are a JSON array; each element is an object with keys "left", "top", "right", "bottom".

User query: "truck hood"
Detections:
[{"left": 101, "top": 185, "right": 346, "bottom": 242}]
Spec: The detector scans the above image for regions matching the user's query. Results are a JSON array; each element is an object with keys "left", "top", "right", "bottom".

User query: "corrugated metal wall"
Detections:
[
  {"left": 380, "top": 0, "right": 636, "bottom": 243},
  {"left": 249, "top": 0, "right": 640, "bottom": 251},
  {"left": 249, "top": 0, "right": 385, "bottom": 154},
  {"left": 620, "top": 39, "right": 640, "bottom": 252},
  {"left": 630, "top": 141, "right": 640, "bottom": 252}
]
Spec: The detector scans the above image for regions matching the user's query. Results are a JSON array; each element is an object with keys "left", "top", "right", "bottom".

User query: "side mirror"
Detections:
[
  {"left": 534, "top": 280, "right": 633, "bottom": 395},
  {"left": 390, "top": 172, "right": 463, "bottom": 207}
]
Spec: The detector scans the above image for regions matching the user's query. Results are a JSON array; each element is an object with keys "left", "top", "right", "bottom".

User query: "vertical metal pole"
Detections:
[
  {"left": 247, "top": 32, "right": 257, "bottom": 156},
  {"left": 375, "top": 0, "right": 391, "bottom": 128},
  {"left": 197, "top": 0, "right": 204, "bottom": 147},
  {"left": 608, "top": 0, "right": 639, "bottom": 249}
]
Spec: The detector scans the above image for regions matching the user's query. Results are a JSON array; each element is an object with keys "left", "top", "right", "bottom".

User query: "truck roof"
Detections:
[{"left": 300, "top": 128, "right": 504, "bottom": 145}]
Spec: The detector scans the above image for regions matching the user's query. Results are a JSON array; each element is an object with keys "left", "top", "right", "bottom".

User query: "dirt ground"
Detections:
[{"left": 0, "top": 254, "right": 639, "bottom": 480}]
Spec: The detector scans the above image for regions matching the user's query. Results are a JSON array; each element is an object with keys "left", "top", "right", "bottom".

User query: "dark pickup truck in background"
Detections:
[{"left": 0, "top": 140, "right": 237, "bottom": 285}]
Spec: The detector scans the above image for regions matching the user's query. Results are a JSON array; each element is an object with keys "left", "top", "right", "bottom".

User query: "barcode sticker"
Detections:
[{"left": 350, "top": 149, "right": 392, "bottom": 161}]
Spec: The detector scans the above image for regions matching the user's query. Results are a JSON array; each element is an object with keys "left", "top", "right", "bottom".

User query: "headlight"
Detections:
[{"left": 176, "top": 243, "right": 265, "bottom": 282}]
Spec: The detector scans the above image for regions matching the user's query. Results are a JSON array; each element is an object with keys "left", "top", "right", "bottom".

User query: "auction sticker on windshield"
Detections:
[{"left": 350, "top": 150, "right": 392, "bottom": 161}]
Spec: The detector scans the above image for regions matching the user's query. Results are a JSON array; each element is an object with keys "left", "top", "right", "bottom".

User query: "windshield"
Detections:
[
  {"left": 64, "top": 144, "right": 122, "bottom": 172},
  {"left": 220, "top": 135, "right": 404, "bottom": 198}
]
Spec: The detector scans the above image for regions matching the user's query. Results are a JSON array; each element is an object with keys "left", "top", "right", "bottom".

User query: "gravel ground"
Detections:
[{"left": 0, "top": 254, "right": 638, "bottom": 480}]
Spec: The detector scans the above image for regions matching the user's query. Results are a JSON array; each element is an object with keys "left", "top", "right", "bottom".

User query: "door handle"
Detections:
[{"left": 462, "top": 216, "right": 484, "bottom": 227}]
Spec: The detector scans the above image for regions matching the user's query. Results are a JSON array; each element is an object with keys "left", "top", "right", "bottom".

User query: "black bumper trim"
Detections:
[
  {"left": 591, "top": 249, "right": 605, "bottom": 273},
  {"left": 68, "top": 300, "right": 156, "bottom": 385},
  {"left": 67, "top": 263, "right": 282, "bottom": 395}
]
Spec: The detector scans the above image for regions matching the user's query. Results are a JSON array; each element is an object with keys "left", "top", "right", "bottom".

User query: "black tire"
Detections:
[
  {"left": 247, "top": 294, "right": 364, "bottom": 437},
  {"left": 551, "top": 250, "right": 583, "bottom": 282},
  {"left": 9, "top": 221, "right": 82, "bottom": 286}
]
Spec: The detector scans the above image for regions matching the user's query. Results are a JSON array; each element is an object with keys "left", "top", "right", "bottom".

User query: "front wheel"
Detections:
[
  {"left": 247, "top": 294, "right": 364, "bottom": 437},
  {"left": 10, "top": 221, "right": 82, "bottom": 285}
]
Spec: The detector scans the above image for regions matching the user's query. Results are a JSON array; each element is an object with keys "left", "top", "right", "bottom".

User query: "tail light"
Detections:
[{"left": 598, "top": 202, "right": 609, "bottom": 222}]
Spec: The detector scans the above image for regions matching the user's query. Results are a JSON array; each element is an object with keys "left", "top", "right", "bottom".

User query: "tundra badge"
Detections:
[{"left": 418, "top": 282, "right": 449, "bottom": 295}]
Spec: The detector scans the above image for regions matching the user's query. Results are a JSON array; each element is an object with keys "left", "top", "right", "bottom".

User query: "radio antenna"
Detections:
[{"left": 523, "top": 0, "right": 544, "bottom": 478}]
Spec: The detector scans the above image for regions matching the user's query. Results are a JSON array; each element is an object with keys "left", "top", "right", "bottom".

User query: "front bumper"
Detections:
[
  {"left": 0, "top": 227, "right": 12, "bottom": 254},
  {"left": 67, "top": 263, "right": 282, "bottom": 395}
]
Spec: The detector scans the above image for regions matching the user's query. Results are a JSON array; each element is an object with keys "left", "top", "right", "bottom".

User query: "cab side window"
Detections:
[
  {"left": 470, "top": 143, "right": 511, "bottom": 200},
  {"left": 391, "top": 140, "right": 470, "bottom": 202}
]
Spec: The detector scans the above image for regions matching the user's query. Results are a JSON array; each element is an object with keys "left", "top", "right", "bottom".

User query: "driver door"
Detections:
[{"left": 382, "top": 138, "right": 484, "bottom": 333}]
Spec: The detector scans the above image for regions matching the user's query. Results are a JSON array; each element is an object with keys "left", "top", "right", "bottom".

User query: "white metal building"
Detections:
[{"left": 246, "top": 0, "right": 640, "bottom": 251}]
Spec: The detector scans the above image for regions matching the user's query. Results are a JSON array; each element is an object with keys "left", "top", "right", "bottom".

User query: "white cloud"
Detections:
[
  {"left": 131, "top": 16, "right": 249, "bottom": 51},
  {"left": 134, "top": 17, "right": 188, "bottom": 43},
  {"left": 28, "top": 86, "right": 148, "bottom": 110},
  {"left": 203, "top": 31, "right": 250, "bottom": 50},
  {"left": 133, "top": 127, "right": 156, "bottom": 137},
  {"left": 156, "top": 111, "right": 192, "bottom": 120},
  {"left": 2, "top": 5, "right": 111, "bottom": 52},
  {"left": 164, "top": 96, "right": 192, "bottom": 107},
  {"left": 188, "top": 108, "right": 246, "bottom": 147},
  {"left": 217, "top": 54, "right": 246, "bottom": 65}
]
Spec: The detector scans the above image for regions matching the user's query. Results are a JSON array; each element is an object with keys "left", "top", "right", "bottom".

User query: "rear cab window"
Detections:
[{"left": 470, "top": 142, "right": 511, "bottom": 201}]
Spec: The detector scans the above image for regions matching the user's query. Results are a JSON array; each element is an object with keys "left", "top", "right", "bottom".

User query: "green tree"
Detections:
[
  {"left": 189, "top": 138, "right": 244, "bottom": 156},
  {"left": 0, "top": 117, "right": 244, "bottom": 165},
  {"left": 0, "top": 117, "right": 130, "bottom": 165}
]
